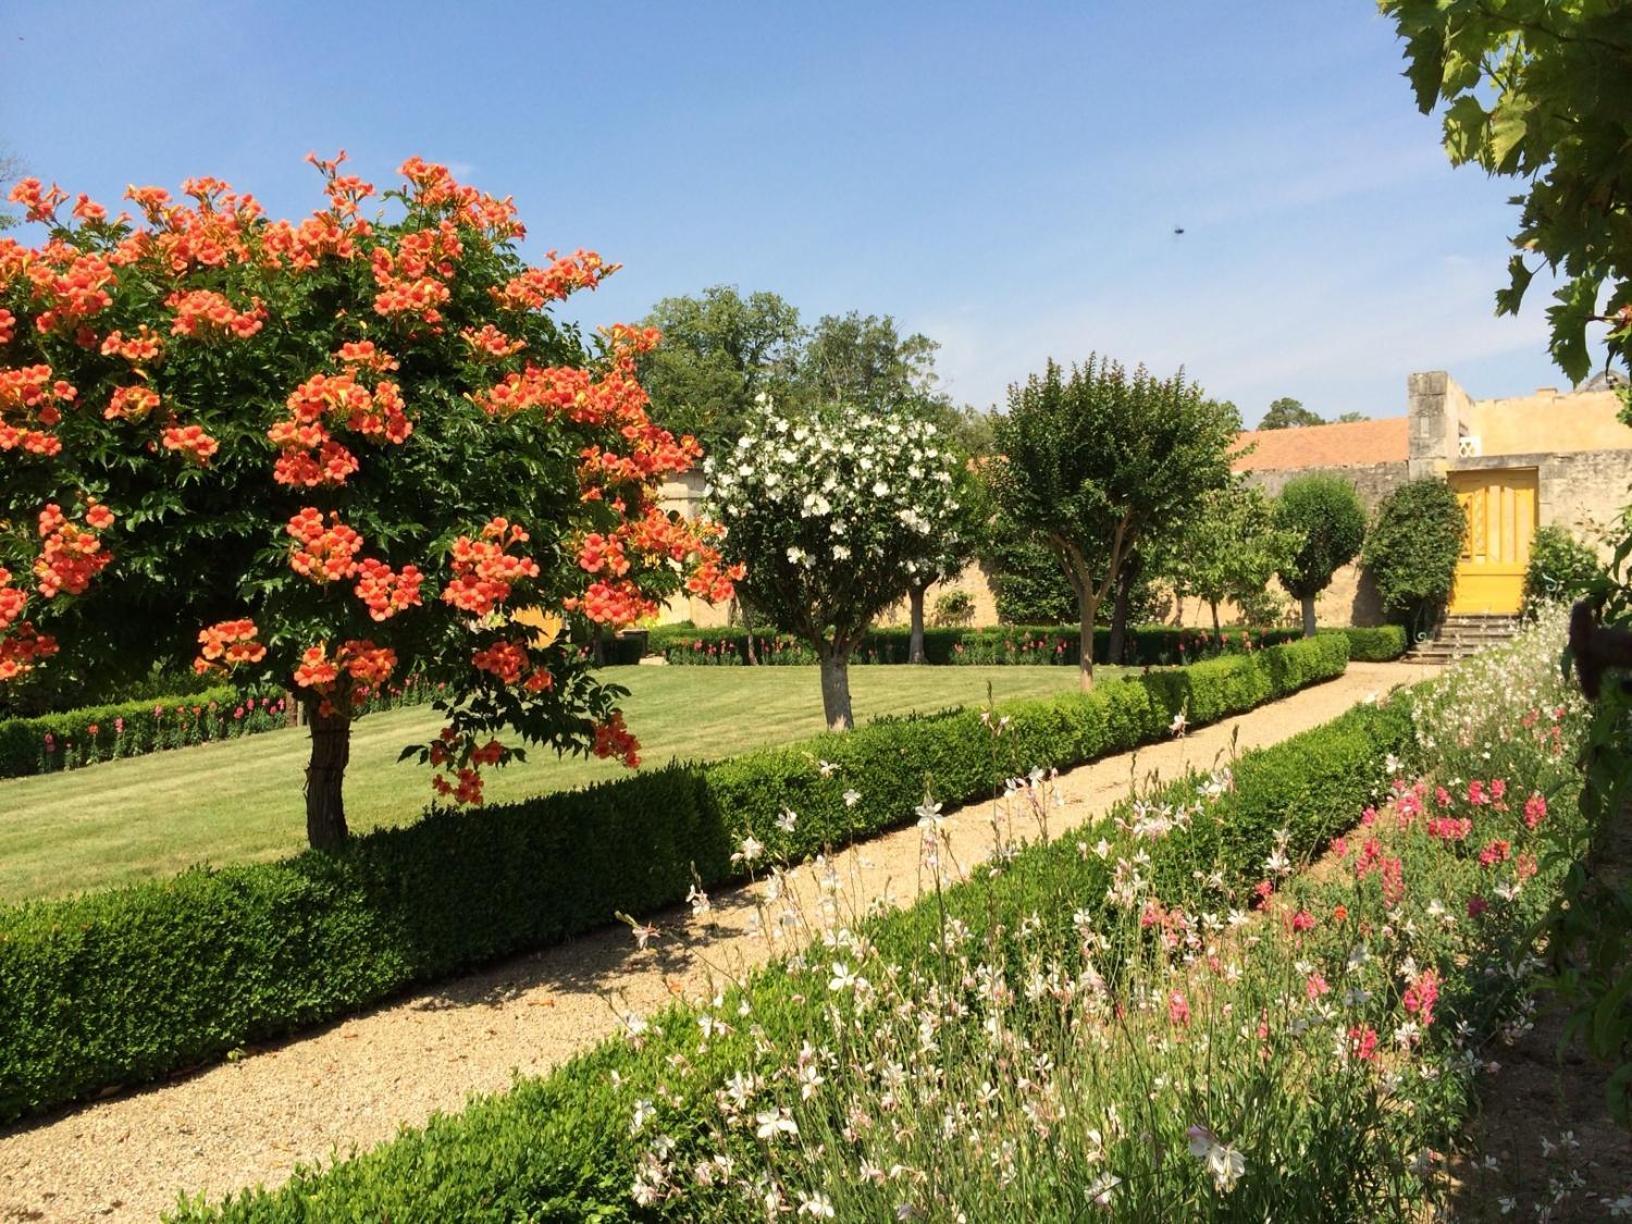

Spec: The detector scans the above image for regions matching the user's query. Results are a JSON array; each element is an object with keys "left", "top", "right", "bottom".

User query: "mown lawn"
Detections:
[{"left": 0, "top": 664, "right": 1117, "bottom": 903}]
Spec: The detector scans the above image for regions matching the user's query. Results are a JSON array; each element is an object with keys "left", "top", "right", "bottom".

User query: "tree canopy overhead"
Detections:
[{"left": 1259, "top": 397, "right": 1325, "bottom": 430}]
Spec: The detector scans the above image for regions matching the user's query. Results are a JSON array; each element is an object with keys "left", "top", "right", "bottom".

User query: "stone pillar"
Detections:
[{"left": 1406, "top": 371, "right": 1467, "bottom": 479}]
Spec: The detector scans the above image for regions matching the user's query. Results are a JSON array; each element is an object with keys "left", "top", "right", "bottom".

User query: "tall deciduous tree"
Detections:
[
  {"left": 1259, "top": 397, "right": 1324, "bottom": 430},
  {"left": 990, "top": 356, "right": 1237, "bottom": 691},
  {"left": 0, "top": 156, "right": 734, "bottom": 848},
  {"left": 706, "top": 402, "right": 963, "bottom": 729},
  {"left": 1273, "top": 474, "right": 1367, "bottom": 637},
  {"left": 637, "top": 285, "right": 803, "bottom": 451},
  {"left": 1362, "top": 477, "right": 1465, "bottom": 631}
]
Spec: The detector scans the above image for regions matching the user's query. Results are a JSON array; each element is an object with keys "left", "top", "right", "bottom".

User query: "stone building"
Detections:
[
  {"left": 653, "top": 371, "right": 1632, "bottom": 631},
  {"left": 1228, "top": 372, "right": 1632, "bottom": 627}
]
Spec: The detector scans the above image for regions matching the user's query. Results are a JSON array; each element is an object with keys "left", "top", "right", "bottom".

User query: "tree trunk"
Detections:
[
  {"left": 1301, "top": 594, "right": 1317, "bottom": 638},
  {"left": 908, "top": 585, "right": 927, "bottom": 664},
  {"left": 817, "top": 642, "right": 854, "bottom": 731},
  {"left": 1078, "top": 599, "right": 1097, "bottom": 692},
  {"left": 1107, "top": 568, "right": 1134, "bottom": 666},
  {"left": 304, "top": 704, "right": 351, "bottom": 849},
  {"left": 1210, "top": 599, "right": 1222, "bottom": 635}
]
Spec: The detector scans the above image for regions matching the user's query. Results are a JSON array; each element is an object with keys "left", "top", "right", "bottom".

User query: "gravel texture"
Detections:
[{"left": 0, "top": 660, "right": 1429, "bottom": 1222}]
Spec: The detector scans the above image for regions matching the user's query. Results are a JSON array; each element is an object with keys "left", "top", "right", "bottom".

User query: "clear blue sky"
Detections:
[{"left": 0, "top": 1, "right": 1590, "bottom": 425}]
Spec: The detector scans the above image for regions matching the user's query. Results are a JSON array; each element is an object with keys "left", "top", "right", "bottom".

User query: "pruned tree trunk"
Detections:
[
  {"left": 1301, "top": 594, "right": 1317, "bottom": 638},
  {"left": 908, "top": 584, "right": 928, "bottom": 664},
  {"left": 304, "top": 703, "right": 351, "bottom": 850},
  {"left": 1078, "top": 599, "right": 1097, "bottom": 692},
  {"left": 817, "top": 641, "right": 854, "bottom": 731},
  {"left": 1210, "top": 599, "right": 1222, "bottom": 635},
  {"left": 1107, "top": 568, "right": 1134, "bottom": 666}
]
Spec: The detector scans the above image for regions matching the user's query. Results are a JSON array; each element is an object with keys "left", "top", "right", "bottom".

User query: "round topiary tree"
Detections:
[
  {"left": 0, "top": 155, "right": 736, "bottom": 847},
  {"left": 1273, "top": 473, "right": 1367, "bottom": 637},
  {"left": 705, "top": 400, "right": 964, "bottom": 729},
  {"left": 1361, "top": 477, "right": 1465, "bottom": 632}
]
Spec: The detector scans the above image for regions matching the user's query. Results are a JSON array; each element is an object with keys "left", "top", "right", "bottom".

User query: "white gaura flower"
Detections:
[
  {"left": 777, "top": 808, "right": 799, "bottom": 833},
  {"left": 798, "top": 1192, "right": 836, "bottom": 1218},
  {"left": 630, "top": 1098, "right": 655, "bottom": 1135},
  {"left": 733, "top": 835, "right": 764, "bottom": 865},
  {"left": 915, "top": 798, "right": 944, "bottom": 830},
  {"left": 1169, "top": 710, "right": 1187, "bottom": 738},
  {"left": 755, "top": 1107, "right": 799, "bottom": 1140},
  {"left": 843, "top": 789, "right": 862, "bottom": 807},
  {"left": 829, "top": 962, "right": 860, "bottom": 992},
  {"left": 1187, "top": 1125, "right": 1245, "bottom": 1192}
]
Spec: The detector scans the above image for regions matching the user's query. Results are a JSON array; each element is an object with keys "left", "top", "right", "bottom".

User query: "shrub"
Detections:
[
  {"left": 1522, "top": 524, "right": 1601, "bottom": 616},
  {"left": 170, "top": 639, "right": 1388, "bottom": 1222},
  {"left": 1326, "top": 624, "right": 1408, "bottom": 662},
  {"left": 1362, "top": 478, "right": 1465, "bottom": 629},
  {"left": 0, "top": 637, "right": 1347, "bottom": 1123},
  {"left": 930, "top": 589, "right": 976, "bottom": 627}
]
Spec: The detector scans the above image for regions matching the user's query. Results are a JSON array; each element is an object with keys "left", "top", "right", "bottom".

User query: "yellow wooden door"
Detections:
[{"left": 1448, "top": 468, "right": 1538, "bottom": 615}]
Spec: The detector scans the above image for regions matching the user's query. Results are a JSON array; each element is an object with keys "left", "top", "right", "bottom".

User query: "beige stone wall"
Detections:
[{"left": 1463, "top": 388, "right": 1629, "bottom": 458}]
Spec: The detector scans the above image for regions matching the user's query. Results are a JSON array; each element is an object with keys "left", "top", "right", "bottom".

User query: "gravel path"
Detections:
[{"left": 0, "top": 661, "right": 1430, "bottom": 1222}]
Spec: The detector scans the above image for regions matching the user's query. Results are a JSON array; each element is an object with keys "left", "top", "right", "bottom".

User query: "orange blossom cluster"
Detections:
[{"left": 193, "top": 619, "right": 267, "bottom": 675}]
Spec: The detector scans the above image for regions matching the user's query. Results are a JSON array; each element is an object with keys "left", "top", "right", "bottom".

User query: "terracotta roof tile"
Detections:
[{"left": 1232, "top": 417, "right": 1408, "bottom": 472}]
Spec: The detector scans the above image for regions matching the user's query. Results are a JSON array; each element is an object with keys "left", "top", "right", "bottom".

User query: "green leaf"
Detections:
[
  {"left": 1442, "top": 95, "right": 1489, "bottom": 165},
  {"left": 1546, "top": 274, "right": 1603, "bottom": 385},
  {"left": 1495, "top": 255, "right": 1537, "bottom": 317}
]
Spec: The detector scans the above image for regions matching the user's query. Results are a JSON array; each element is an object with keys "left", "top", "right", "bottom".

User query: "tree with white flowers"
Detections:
[{"left": 706, "top": 400, "right": 964, "bottom": 730}]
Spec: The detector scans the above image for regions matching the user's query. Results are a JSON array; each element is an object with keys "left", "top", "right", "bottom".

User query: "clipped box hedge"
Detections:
[
  {"left": 0, "top": 635, "right": 1347, "bottom": 1124},
  {"left": 175, "top": 660, "right": 1409, "bottom": 1223},
  {"left": 645, "top": 622, "right": 1406, "bottom": 667}
]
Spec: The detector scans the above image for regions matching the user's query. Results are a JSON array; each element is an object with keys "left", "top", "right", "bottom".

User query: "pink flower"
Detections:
[
  {"left": 86, "top": 724, "right": 99, "bottom": 737},
  {"left": 1467, "top": 895, "right": 1489, "bottom": 918},
  {"left": 1490, "top": 778, "right": 1507, "bottom": 805},
  {"left": 1524, "top": 792, "right": 1547, "bottom": 830},
  {"left": 1306, "top": 973, "right": 1331, "bottom": 1000},
  {"left": 1467, "top": 779, "right": 1487, "bottom": 806},
  {"left": 1288, "top": 909, "right": 1316, "bottom": 935},
  {"left": 114, "top": 717, "right": 124, "bottom": 734},
  {"left": 1434, "top": 786, "right": 1452, "bottom": 809},
  {"left": 1329, "top": 836, "right": 1350, "bottom": 859},
  {"left": 1477, "top": 839, "right": 1512, "bottom": 868},
  {"left": 1403, "top": 969, "right": 1440, "bottom": 1027},
  {"left": 1348, "top": 1025, "right": 1379, "bottom": 1061},
  {"left": 1168, "top": 990, "right": 1191, "bottom": 1026},
  {"left": 1361, "top": 806, "right": 1378, "bottom": 826}
]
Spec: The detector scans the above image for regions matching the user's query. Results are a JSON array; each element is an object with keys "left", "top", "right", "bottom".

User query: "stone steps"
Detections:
[{"left": 1407, "top": 615, "right": 1523, "bottom": 662}]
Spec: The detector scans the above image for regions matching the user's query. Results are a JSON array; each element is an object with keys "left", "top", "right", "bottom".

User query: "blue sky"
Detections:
[{"left": 0, "top": 1, "right": 1589, "bottom": 424}]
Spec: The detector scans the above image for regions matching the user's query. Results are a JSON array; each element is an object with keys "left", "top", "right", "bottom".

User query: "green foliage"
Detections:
[
  {"left": 1259, "top": 396, "right": 1324, "bottom": 429},
  {"left": 0, "top": 638, "right": 1347, "bottom": 1124},
  {"left": 1380, "top": 0, "right": 1632, "bottom": 383},
  {"left": 167, "top": 636, "right": 1374, "bottom": 1222},
  {"left": 1333, "top": 624, "right": 1409, "bottom": 662},
  {"left": 636, "top": 285, "right": 803, "bottom": 449},
  {"left": 930, "top": 589, "right": 975, "bottom": 627},
  {"left": 1159, "top": 479, "right": 1295, "bottom": 628},
  {"left": 990, "top": 356, "right": 1238, "bottom": 654},
  {"left": 1274, "top": 474, "right": 1368, "bottom": 603},
  {"left": 981, "top": 512, "right": 1078, "bottom": 624},
  {"left": 1362, "top": 478, "right": 1466, "bottom": 627},
  {"left": 1523, "top": 524, "right": 1602, "bottom": 616}
]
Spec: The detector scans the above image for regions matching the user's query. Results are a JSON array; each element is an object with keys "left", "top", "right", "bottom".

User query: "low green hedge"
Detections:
[
  {"left": 174, "top": 654, "right": 1405, "bottom": 1222},
  {"left": 644, "top": 622, "right": 1404, "bottom": 667},
  {"left": 0, "top": 679, "right": 434, "bottom": 781},
  {"left": 0, "top": 636, "right": 1347, "bottom": 1123}
]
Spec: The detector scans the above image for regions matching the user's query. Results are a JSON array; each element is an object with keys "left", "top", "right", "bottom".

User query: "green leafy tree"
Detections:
[
  {"left": 1164, "top": 480, "right": 1295, "bottom": 633},
  {"left": 990, "top": 356, "right": 1237, "bottom": 690},
  {"left": 1274, "top": 475, "right": 1367, "bottom": 637},
  {"left": 904, "top": 462, "right": 985, "bottom": 663},
  {"left": 981, "top": 513, "right": 1078, "bottom": 625},
  {"left": 637, "top": 285, "right": 803, "bottom": 450},
  {"left": 1260, "top": 397, "right": 1325, "bottom": 429},
  {"left": 1362, "top": 478, "right": 1465, "bottom": 631},
  {"left": 1383, "top": 1, "right": 1632, "bottom": 1109},
  {"left": 1380, "top": 0, "right": 1632, "bottom": 384},
  {"left": 1335, "top": 411, "right": 1370, "bottom": 423},
  {"left": 796, "top": 312, "right": 939, "bottom": 408}
]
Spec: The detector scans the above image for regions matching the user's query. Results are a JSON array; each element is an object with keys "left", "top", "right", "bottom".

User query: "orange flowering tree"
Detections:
[{"left": 0, "top": 154, "right": 737, "bottom": 847}]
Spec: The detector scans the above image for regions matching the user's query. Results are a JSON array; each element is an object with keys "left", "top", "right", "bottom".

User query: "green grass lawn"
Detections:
[{"left": 0, "top": 664, "right": 1115, "bottom": 904}]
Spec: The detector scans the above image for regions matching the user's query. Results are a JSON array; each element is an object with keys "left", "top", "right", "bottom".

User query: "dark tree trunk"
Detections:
[
  {"left": 817, "top": 641, "right": 854, "bottom": 731},
  {"left": 591, "top": 623, "right": 606, "bottom": 667},
  {"left": 909, "top": 585, "right": 928, "bottom": 663},
  {"left": 1301, "top": 594, "right": 1317, "bottom": 638},
  {"left": 304, "top": 704, "right": 351, "bottom": 849},
  {"left": 1210, "top": 600, "right": 1222, "bottom": 635},
  {"left": 1107, "top": 568, "right": 1135, "bottom": 666}
]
